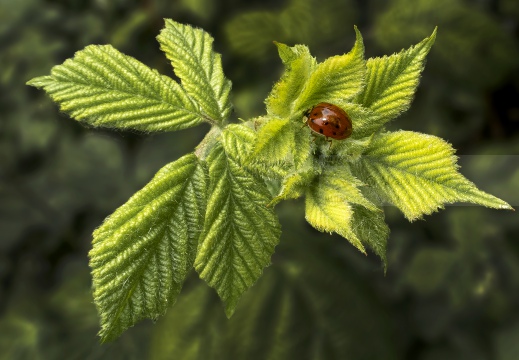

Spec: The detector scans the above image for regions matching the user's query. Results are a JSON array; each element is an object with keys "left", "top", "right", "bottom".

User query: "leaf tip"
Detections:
[
  {"left": 224, "top": 303, "right": 237, "bottom": 318},
  {"left": 352, "top": 25, "right": 364, "bottom": 50},
  {"left": 353, "top": 25, "right": 361, "bottom": 38},
  {"left": 274, "top": 41, "right": 289, "bottom": 54},
  {"left": 26, "top": 76, "right": 51, "bottom": 88},
  {"left": 162, "top": 17, "right": 175, "bottom": 26},
  {"left": 97, "top": 326, "right": 117, "bottom": 344},
  {"left": 429, "top": 26, "right": 438, "bottom": 43},
  {"left": 347, "top": 233, "right": 367, "bottom": 254}
]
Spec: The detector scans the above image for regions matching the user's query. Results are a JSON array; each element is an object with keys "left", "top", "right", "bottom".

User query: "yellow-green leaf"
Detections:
[
  {"left": 270, "top": 166, "right": 317, "bottom": 206},
  {"left": 252, "top": 118, "right": 294, "bottom": 163},
  {"left": 294, "top": 27, "right": 365, "bottom": 113},
  {"left": 251, "top": 118, "right": 312, "bottom": 169},
  {"left": 355, "top": 28, "right": 436, "bottom": 132},
  {"left": 355, "top": 131, "right": 513, "bottom": 221},
  {"left": 266, "top": 43, "right": 316, "bottom": 118},
  {"left": 305, "top": 166, "right": 374, "bottom": 253}
]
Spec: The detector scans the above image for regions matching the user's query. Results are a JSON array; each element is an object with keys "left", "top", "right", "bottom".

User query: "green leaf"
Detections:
[
  {"left": 250, "top": 118, "right": 312, "bottom": 168},
  {"left": 293, "top": 27, "right": 365, "bottom": 113},
  {"left": 89, "top": 154, "right": 207, "bottom": 342},
  {"left": 292, "top": 121, "right": 312, "bottom": 167},
  {"left": 251, "top": 118, "right": 294, "bottom": 163},
  {"left": 266, "top": 43, "right": 316, "bottom": 118},
  {"left": 225, "top": 122, "right": 289, "bottom": 180},
  {"left": 332, "top": 134, "right": 374, "bottom": 163},
  {"left": 333, "top": 102, "right": 379, "bottom": 140},
  {"left": 350, "top": 205, "right": 389, "bottom": 269},
  {"left": 27, "top": 45, "right": 205, "bottom": 132},
  {"left": 305, "top": 166, "right": 376, "bottom": 253},
  {"left": 195, "top": 126, "right": 282, "bottom": 317},
  {"left": 158, "top": 19, "right": 232, "bottom": 124},
  {"left": 355, "top": 28, "right": 436, "bottom": 132},
  {"left": 270, "top": 166, "right": 317, "bottom": 206},
  {"left": 355, "top": 131, "right": 513, "bottom": 221}
]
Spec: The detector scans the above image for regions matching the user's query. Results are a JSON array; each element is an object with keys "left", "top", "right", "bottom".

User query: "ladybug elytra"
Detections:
[{"left": 305, "top": 102, "right": 352, "bottom": 140}]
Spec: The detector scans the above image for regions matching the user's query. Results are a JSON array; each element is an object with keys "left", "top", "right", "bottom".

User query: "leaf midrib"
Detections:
[
  {"left": 99, "top": 175, "right": 195, "bottom": 336},
  {"left": 206, "top": 154, "right": 275, "bottom": 300},
  {"left": 364, "top": 45, "right": 424, "bottom": 110},
  {"left": 51, "top": 77, "right": 205, "bottom": 120},
  {"left": 160, "top": 26, "right": 224, "bottom": 118},
  {"left": 362, "top": 153, "right": 460, "bottom": 185}
]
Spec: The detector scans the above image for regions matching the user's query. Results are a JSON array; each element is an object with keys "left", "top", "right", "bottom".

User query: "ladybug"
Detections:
[{"left": 305, "top": 102, "right": 352, "bottom": 140}]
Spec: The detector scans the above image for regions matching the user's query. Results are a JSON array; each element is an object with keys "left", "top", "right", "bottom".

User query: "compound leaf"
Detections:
[
  {"left": 158, "top": 19, "right": 232, "bottom": 124},
  {"left": 27, "top": 45, "right": 204, "bottom": 132},
  {"left": 89, "top": 154, "right": 207, "bottom": 342}
]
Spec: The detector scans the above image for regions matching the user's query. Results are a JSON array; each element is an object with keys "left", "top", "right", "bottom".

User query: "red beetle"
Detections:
[{"left": 305, "top": 102, "right": 352, "bottom": 140}]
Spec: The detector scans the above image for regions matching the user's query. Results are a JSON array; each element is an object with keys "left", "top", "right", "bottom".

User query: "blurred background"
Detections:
[{"left": 1, "top": 0, "right": 519, "bottom": 358}]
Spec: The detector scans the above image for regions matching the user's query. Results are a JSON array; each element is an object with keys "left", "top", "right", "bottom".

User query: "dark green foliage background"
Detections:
[{"left": 1, "top": 0, "right": 519, "bottom": 358}]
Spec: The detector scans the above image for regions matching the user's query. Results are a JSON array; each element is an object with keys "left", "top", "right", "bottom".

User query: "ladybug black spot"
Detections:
[
  {"left": 319, "top": 128, "right": 323, "bottom": 134},
  {"left": 333, "top": 131, "right": 337, "bottom": 136},
  {"left": 335, "top": 124, "right": 340, "bottom": 129}
]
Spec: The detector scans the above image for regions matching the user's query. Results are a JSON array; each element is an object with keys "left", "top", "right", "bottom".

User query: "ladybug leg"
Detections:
[{"left": 327, "top": 138, "right": 333, "bottom": 150}]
